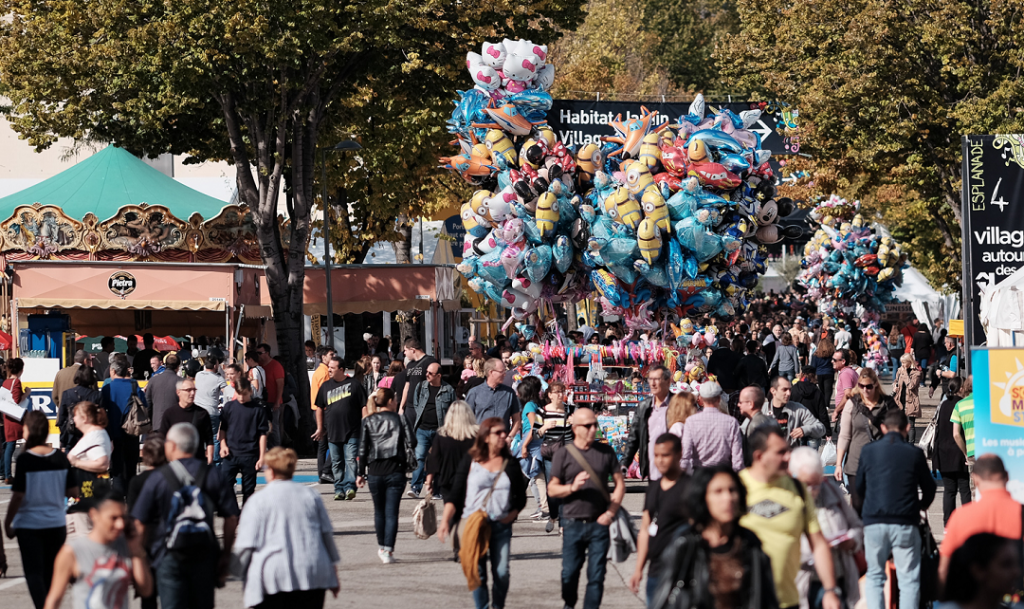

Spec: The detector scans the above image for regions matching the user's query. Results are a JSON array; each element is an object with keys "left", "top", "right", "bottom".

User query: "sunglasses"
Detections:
[
  {"left": 490, "top": 429, "right": 508, "bottom": 436},
  {"left": 859, "top": 383, "right": 875, "bottom": 390},
  {"left": 575, "top": 422, "right": 598, "bottom": 430}
]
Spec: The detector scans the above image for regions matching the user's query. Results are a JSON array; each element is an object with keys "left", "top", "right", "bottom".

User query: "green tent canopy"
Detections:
[{"left": 0, "top": 145, "right": 229, "bottom": 221}]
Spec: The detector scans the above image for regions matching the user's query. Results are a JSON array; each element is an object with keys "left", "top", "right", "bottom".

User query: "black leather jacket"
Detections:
[
  {"left": 357, "top": 410, "right": 416, "bottom": 476},
  {"left": 620, "top": 396, "right": 654, "bottom": 477},
  {"left": 651, "top": 526, "right": 779, "bottom": 609}
]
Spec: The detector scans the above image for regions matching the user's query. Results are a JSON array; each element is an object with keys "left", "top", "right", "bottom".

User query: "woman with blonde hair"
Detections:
[
  {"left": 363, "top": 386, "right": 395, "bottom": 418},
  {"left": 891, "top": 353, "right": 922, "bottom": 442},
  {"left": 834, "top": 367, "right": 899, "bottom": 513},
  {"left": 457, "top": 357, "right": 485, "bottom": 399},
  {"left": 425, "top": 400, "right": 478, "bottom": 559},
  {"left": 666, "top": 391, "right": 699, "bottom": 438},
  {"left": 232, "top": 447, "right": 340, "bottom": 607}
]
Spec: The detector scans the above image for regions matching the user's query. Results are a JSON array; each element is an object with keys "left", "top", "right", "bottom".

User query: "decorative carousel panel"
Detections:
[
  {"left": 0, "top": 204, "right": 84, "bottom": 257},
  {"left": 99, "top": 204, "right": 187, "bottom": 257},
  {"left": 201, "top": 205, "right": 258, "bottom": 259}
]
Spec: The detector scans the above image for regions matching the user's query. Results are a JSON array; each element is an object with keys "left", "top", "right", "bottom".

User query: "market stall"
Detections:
[
  {"left": 247, "top": 264, "right": 459, "bottom": 359},
  {"left": 10, "top": 259, "right": 262, "bottom": 416}
]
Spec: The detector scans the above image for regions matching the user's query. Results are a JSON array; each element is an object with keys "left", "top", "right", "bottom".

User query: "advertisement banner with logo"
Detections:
[
  {"left": 547, "top": 99, "right": 801, "bottom": 160},
  {"left": 961, "top": 135, "right": 1024, "bottom": 355},
  {"left": 972, "top": 348, "right": 1024, "bottom": 501}
]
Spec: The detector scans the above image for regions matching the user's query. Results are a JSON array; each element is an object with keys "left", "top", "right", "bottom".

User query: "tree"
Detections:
[
  {"left": 549, "top": 0, "right": 680, "bottom": 99},
  {"left": 0, "top": 0, "right": 587, "bottom": 443},
  {"left": 644, "top": 0, "right": 740, "bottom": 96},
  {"left": 721, "top": 0, "right": 1024, "bottom": 290}
]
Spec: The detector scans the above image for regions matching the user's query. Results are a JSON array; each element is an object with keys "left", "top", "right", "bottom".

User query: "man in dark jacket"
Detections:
[
  {"left": 790, "top": 365, "right": 831, "bottom": 442},
  {"left": 707, "top": 337, "right": 744, "bottom": 394},
  {"left": 735, "top": 340, "right": 770, "bottom": 392},
  {"left": 856, "top": 409, "right": 936, "bottom": 609},
  {"left": 408, "top": 362, "right": 455, "bottom": 498},
  {"left": 913, "top": 322, "right": 934, "bottom": 368},
  {"left": 619, "top": 365, "right": 671, "bottom": 478}
]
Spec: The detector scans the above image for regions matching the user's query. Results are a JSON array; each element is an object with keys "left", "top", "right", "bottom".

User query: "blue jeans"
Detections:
[
  {"left": 411, "top": 428, "right": 436, "bottom": 494},
  {"left": 209, "top": 410, "right": 221, "bottom": 467},
  {"left": 864, "top": 523, "right": 921, "bottom": 609},
  {"left": 890, "top": 357, "right": 900, "bottom": 376},
  {"left": 328, "top": 438, "right": 358, "bottom": 495},
  {"left": 562, "top": 518, "right": 611, "bottom": 609},
  {"left": 645, "top": 574, "right": 659, "bottom": 608},
  {"left": 156, "top": 549, "right": 217, "bottom": 609},
  {"left": 368, "top": 472, "right": 405, "bottom": 550},
  {"left": 473, "top": 520, "right": 512, "bottom": 609},
  {"left": 3, "top": 439, "right": 14, "bottom": 480}
]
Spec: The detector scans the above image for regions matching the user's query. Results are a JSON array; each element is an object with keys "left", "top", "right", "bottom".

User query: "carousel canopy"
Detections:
[{"left": 0, "top": 145, "right": 229, "bottom": 221}]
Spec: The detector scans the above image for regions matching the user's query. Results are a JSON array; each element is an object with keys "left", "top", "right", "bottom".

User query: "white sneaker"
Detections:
[
  {"left": 377, "top": 548, "right": 389, "bottom": 564},
  {"left": 382, "top": 551, "right": 395, "bottom": 564}
]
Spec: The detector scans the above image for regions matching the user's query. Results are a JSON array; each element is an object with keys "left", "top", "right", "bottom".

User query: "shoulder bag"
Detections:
[
  {"left": 458, "top": 459, "right": 507, "bottom": 591},
  {"left": 565, "top": 443, "right": 636, "bottom": 562}
]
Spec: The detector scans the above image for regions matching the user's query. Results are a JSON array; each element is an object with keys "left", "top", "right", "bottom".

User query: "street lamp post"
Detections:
[{"left": 320, "top": 140, "right": 362, "bottom": 350}]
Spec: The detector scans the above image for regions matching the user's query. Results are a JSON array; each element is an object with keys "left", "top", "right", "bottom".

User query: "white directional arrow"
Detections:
[{"left": 750, "top": 119, "right": 773, "bottom": 140}]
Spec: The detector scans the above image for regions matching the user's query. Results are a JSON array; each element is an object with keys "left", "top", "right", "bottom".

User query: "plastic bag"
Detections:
[
  {"left": 412, "top": 497, "right": 437, "bottom": 540},
  {"left": 820, "top": 439, "right": 838, "bottom": 467}
]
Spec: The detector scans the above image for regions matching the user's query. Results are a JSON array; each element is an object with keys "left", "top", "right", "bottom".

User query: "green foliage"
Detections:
[
  {"left": 549, "top": 0, "right": 678, "bottom": 99},
  {"left": 644, "top": 0, "right": 739, "bottom": 96},
  {"left": 721, "top": 0, "right": 1024, "bottom": 290}
]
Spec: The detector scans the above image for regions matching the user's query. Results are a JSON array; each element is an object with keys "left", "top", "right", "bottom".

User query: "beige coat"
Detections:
[{"left": 891, "top": 365, "right": 922, "bottom": 417}]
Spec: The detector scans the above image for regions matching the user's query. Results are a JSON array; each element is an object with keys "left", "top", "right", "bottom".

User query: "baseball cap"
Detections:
[{"left": 699, "top": 381, "right": 723, "bottom": 399}]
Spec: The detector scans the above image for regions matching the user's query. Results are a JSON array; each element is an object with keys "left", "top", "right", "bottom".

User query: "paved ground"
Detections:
[{"left": 0, "top": 374, "right": 955, "bottom": 608}]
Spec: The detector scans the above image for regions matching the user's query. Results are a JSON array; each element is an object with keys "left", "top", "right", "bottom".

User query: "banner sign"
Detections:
[
  {"left": 548, "top": 99, "right": 799, "bottom": 158},
  {"left": 961, "top": 135, "right": 1024, "bottom": 354},
  {"left": 972, "top": 348, "right": 1024, "bottom": 501}
]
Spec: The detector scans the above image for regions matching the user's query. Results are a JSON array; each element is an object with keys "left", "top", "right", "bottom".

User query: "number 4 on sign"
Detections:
[{"left": 992, "top": 177, "right": 1009, "bottom": 212}]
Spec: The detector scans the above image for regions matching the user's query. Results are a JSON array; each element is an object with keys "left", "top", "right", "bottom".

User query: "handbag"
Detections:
[
  {"left": 565, "top": 443, "right": 636, "bottom": 562},
  {"left": 820, "top": 439, "right": 838, "bottom": 467},
  {"left": 917, "top": 407, "right": 939, "bottom": 459},
  {"left": 918, "top": 516, "right": 941, "bottom": 603},
  {"left": 412, "top": 496, "right": 438, "bottom": 540}
]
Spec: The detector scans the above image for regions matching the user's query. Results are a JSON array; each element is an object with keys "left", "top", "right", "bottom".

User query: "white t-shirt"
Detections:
[
  {"left": 835, "top": 330, "right": 852, "bottom": 349},
  {"left": 69, "top": 429, "right": 112, "bottom": 463}
]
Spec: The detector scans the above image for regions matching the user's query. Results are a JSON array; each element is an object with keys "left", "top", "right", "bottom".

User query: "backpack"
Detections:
[
  {"left": 160, "top": 460, "right": 216, "bottom": 553},
  {"left": 121, "top": 380, "right": 152, "bottom": 436}
]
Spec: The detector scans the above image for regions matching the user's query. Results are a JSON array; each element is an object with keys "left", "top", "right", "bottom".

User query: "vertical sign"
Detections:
[
  {"left": 973, "top": 348, "right": 1024, "bottom": 501},
  {"left": 961, "top": 135, "right": 1024, "bottom": 358}
]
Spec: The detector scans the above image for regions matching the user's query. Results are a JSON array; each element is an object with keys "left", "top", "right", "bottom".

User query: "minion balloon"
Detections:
[
  {"left": 535, "top": 191, "right": 560, "bottom": 238},
  {"left": 637, "top": 217, "right": 662, "bottom": 265},
  {"left": 641, "top": 189, "right": 671, "bottom": 233}
]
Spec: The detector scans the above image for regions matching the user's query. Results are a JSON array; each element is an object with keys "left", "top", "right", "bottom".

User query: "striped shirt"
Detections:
[
  {"left": 232, "top": 479, "right": 340, "bottom": 608},
  {"left": 950, "top": 393, "right": 975, "bottom": 458}
]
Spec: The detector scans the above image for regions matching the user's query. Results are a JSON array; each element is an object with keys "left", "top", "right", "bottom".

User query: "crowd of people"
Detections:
[{"left": 0, "top": 307, "right": 1011, "bottom": 609}]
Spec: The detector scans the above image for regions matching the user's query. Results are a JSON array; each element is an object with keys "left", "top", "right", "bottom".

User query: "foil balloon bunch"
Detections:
[
  {"left": 797, "top": 196, "right": 908, "bottom": 314},
  {"left": 444, "top": 41, "right": 799, "bottom": 331}
]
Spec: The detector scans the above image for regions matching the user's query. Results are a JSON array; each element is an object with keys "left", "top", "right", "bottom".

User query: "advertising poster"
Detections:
[
  {"left": 960, "top": 135, "right": 1024, "bottom": 353},
  {"left": 972, "top": 348, "right": 1024, "bottom": 501}
]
